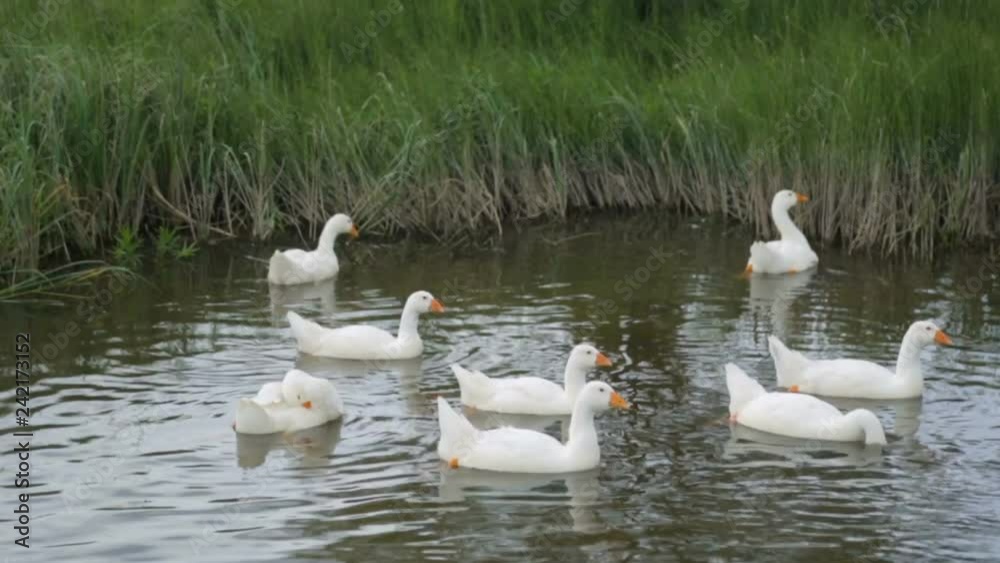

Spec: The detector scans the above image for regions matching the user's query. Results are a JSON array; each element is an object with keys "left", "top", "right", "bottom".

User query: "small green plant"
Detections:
[
  {"left": 112, "top": 227, "right": 142, "bottom": 265},
  {"left": 155, "top": 226, "right": 180, "bottom": 257},
  {"left": 155, "top": 226, "right": 199, "bottom": 259},
  {"left": 175, "top": 240, "right": 199, "bottom": 259}
]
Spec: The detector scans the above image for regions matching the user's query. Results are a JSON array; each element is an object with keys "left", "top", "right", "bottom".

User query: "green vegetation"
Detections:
[
  {"left": 0, "top": 261, "right": 133, "bottom": 302},
  {"left": 112, "top": 227, "right": 142, "bottom": 265},
  {"left": 1, "top": 0, "right": 998, "bottom": 278},
  {"left": 155, "top": 226, "right": 199, "bottom": 260}
]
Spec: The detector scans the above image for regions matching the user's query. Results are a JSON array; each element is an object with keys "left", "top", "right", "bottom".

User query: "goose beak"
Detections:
[
  {"left": 796, "top": 192, "right": 809, "bottom": 203},
  {"left": 934, "top": 330, "right": 953, "bottom": 346},
  {"left": 609, "top": 391, "right": 631, "bottom": 410},
  {"left": 430, "top": 299, "right": 445, "bottom": 313},
  {"left": 302, "top": 401, "right": 313, "bottom": 409},
  {"left": 350, "top": 225, "right": 360, "bottom": 239},
  {"left": 596, "top": 352, "right": 612, "bottom": 367}
]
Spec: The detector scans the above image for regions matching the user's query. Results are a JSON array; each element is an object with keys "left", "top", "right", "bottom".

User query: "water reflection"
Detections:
[
  {"left": 269, "top": 278, "right": 338, "bottom": 319},
  {"left": 235, "top": 420, "right": 343, "bottom": 468},
  {"left": 748, "top": 269, "right": 815, "bottom": 339},
  {"left": 725, "top": 424, "right": 885, "bottom": 466},
  {"left": 823, "top": 396, "right": 924, "bottom": 438},
  {"left": 439, "top": 468, "right": 602, "bottom": 533}
]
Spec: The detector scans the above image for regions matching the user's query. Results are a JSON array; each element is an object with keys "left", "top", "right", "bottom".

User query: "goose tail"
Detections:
[
  {"left": 286, "top": 311, "right": 325, "bottom": 355},
  {"left": 234, "top": 398, "right": 276, "bottom": 434},
  {"left": 451, "top": 364, "right": 495, "bottom": 408},
  {"left": 724, "top": 363, "right": 768, "bottom": 416},
  {"left": 748, "top": 241, "right": 780, "bottom": 274},
  {"left": 267, "top": 250, "right": 298, "bottom": 285},
  {"left": 767, "top": 335, "right": 810, "bottom": 388},
  {"left": 436, "top": 396, "right": 478, "bottom": 462}
]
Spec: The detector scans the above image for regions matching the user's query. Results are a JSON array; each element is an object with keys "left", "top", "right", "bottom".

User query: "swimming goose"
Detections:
[
  {"left": 437, "top": 381, "right": 631, "bottom": 473},
  {"left": 744, "top": 190, "right": 818, "bottom": 275},
  {"left": 267, "top": 214, "right": 359, "bottom": 285},
  {"left": 452, "top": 344, "right": 612, "bottom": 415},
  {"left": 234, "top": 369, "right": 344, "bottom": 434},
  {"left": 286, "top": 291, "right": 444, "bottom": 360},
  {"left": 725, "top": 363, "right": 887, "bottom": 445},
  {"left": 769, "top": 320, "right": 953, "bottom": 399}
]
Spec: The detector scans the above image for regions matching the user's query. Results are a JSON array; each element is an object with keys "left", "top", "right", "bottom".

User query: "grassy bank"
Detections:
[{"left": 1, "top": 0, "right": 998, "bottom": 273}]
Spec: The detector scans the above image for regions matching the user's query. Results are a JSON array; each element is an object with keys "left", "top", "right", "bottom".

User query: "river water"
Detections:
[{"left": 1, "top": 214, "right": 998, "bottom": 562}]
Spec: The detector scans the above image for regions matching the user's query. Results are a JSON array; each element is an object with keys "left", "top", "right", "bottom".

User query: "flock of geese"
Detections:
[{"left": 233, "top": 190, "right": 952, "bottom": 473}]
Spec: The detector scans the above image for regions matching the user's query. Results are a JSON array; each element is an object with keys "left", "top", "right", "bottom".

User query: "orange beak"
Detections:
[
  {"left": 609, "top": 391, "right": 631, "bottom": 410},
  {"left": 302, "top": 401, "right": 313, "bottom": 409},
  {"left": 742, "top": 263, "right": 753, "bottom": 277},
  {"left": 595, "top": 352, "right": 612, "bottom": 367},
  {"left": 934, "top": 330, "right": 953, "bottom": 346},
  {"left": 350, "top": 225, "right": 360, "bottom": 239},
  {"left": 796, "top": 192, "right": 809, "bottom": 203},
  {"left": 430, "top": 299, "right": 445, "bottom": 313}
]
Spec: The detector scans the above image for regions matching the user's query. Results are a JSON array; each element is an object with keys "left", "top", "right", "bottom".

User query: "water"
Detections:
[{"left": 2, "top": 214, "right": 998, "bottom": 562}]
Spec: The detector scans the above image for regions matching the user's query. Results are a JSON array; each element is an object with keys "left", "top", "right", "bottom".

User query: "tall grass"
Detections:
[{"left": 1, "top": 0, "right": 997, "bottom": 272}]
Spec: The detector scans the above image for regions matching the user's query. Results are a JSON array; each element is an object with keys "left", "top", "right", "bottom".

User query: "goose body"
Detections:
[
  {"left": 744, "top": 190, "right": 818, "bottom": 275},
  {"left": 453, "top": 344, "right": 612, "bottom": 415},
  {"left": 267, "top": 214, "right": 359, "bottom": 285},
  {"left": 287, "top": 291, "right": 444, "bottom": 360},
  {"left": 437, "top": 381, "right": 630, "bottom": 473},
  {"left": 769, "top": 320, "right": 953, "bottom": 399},
  {"left": 234, "top": 369, "right": 344, "bottom": 434},
  {"left": 725, "top": 363, "right": 886, "bottom": 445}
]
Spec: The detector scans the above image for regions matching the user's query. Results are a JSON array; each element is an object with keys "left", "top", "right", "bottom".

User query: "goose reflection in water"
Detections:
[
  {"left": 820, "top": 396, "right": 924, "bottom": 438},
  {"left": 439, "top": 468, "right": 603, "bottom": 533},
  {"left": 235, "top": 420, "right": 342, "bottom": 469},
  {"left": 724, "top": 423, "right": 885, "bottom": 466},
  {"left": 748, "top": 268, "right": 815, "bottom": 340},
  {"left": 268, "top": 278, "right": 338, "bottom": 320}
]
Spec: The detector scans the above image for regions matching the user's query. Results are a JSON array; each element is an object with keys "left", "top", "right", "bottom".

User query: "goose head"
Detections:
[
  {"left": 405, "top": 290, "right": 445, "bottom": 315},
  {"left": 773, "top": 189, "right": 809, "bottom": 210},
  {"left": 906, "top": 320, "right": 953, "bottom": 348},
  {"left": 567, "top": 344, "right": 613, "bottom": 371},
  {"left": 281, "top": 369, "right": 334, "bottom": 411},
  {"left": 326, "top": 214, "right": 359, "bottom": 239},
  {"left": 578, "top": 381, "right": 631, "bottom": 413}
]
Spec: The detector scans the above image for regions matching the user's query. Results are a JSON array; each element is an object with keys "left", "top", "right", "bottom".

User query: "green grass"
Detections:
[
  {"left": 0, "top": 261, "right": 134, "bottom": 302},
  {"left": 1, "top": 0, "right": 998, "bottom": 275}
]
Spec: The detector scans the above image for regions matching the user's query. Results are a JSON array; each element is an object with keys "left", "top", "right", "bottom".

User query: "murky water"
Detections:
[{"left": 2, "top": 214, "right": 999, "bottom": 562}]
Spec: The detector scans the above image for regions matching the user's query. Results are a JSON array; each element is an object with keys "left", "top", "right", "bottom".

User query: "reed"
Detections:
[{"left": 1, "top": 0, "right": 997, "bottom": 274}]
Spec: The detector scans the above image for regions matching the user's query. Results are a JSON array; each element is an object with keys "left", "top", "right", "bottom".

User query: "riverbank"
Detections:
[{"left": 1, "top": 0, "right": 998, "bottom": 273}]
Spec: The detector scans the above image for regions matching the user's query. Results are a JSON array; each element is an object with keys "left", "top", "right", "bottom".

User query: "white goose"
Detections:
[
  {"left": 437, "top": 381, "right": 631, "bottom": 473},
  {"left": 452, "top": 344, "right": 612, "bottom": 415},
  {"left": 769, "top": 320, "right": 953, "bottom": 399},
  {"left": 744, "top": 190, "right": 818, "bottom": 275},
  {"left": 267, "top": 214, "right": 359, "bottom": 285},
  {"left": 725, "top": 363, "right": 887, "bottom": 445},
  {"left": 286, "top": 291, "right": 444, "bottom": 360},
  {"left": 234, "top": 369, "right": 344, "bottom": 434}
]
